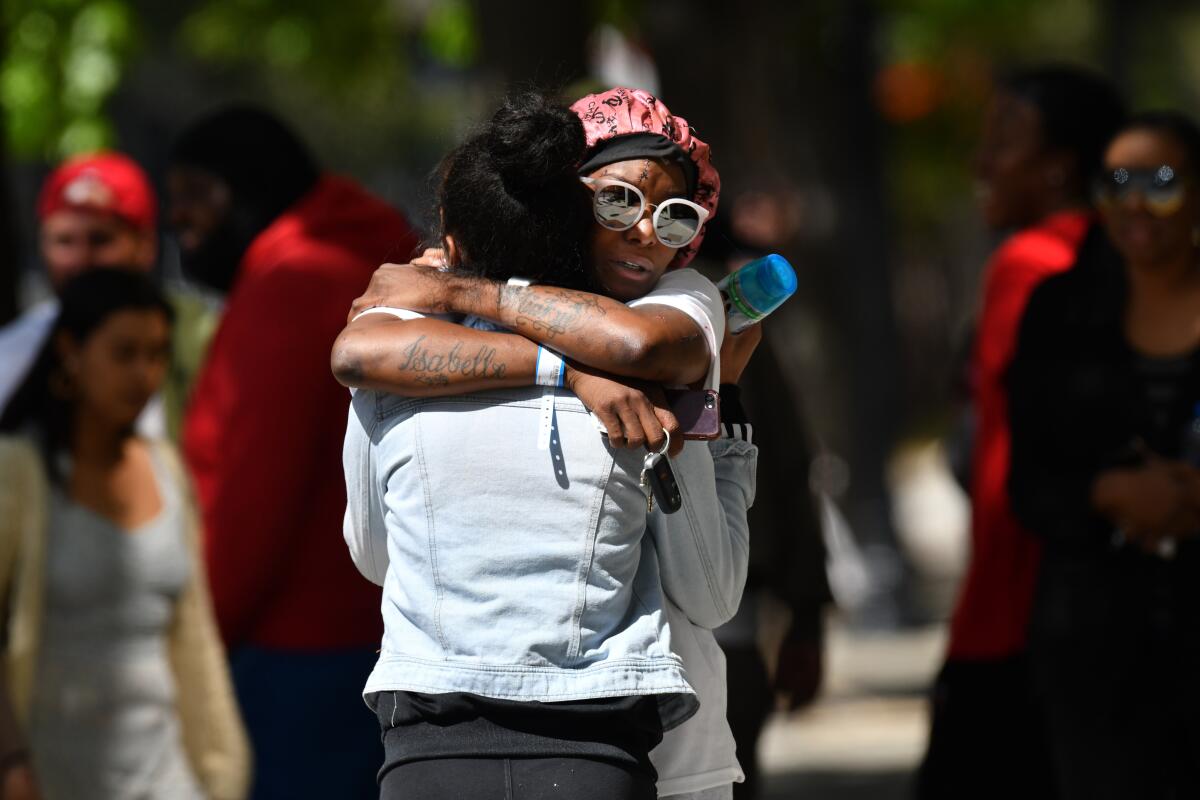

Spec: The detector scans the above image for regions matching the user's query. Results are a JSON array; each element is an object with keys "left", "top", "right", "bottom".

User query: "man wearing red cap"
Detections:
[
  {"left": 0, "top": 151, "right": 159, "bottom": 415},
  {"left": 38, "top": 151, "right": 158, "bottom": 289}
]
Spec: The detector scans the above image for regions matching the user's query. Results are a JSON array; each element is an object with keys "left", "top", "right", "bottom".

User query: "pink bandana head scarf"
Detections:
[{"left": 571, "top": 87, "right": 720, "bottom": 269}]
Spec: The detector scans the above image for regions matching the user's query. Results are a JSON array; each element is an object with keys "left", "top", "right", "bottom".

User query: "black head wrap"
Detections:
[
  {"left": 170, "top": 106, "right": 320, "bottom": 223},
  {"left": 169, "top": 106, "right": 321, "bottom": 292},
  {"left": 577, "top": 132, "right": 698, "bottom": 199}
]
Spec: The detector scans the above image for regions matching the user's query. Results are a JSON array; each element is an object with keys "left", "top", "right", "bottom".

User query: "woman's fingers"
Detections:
[
  {"left": 651, "top": 406, "right": 683, "bottom": 457},
  {"left": 411, "top": 247, "right": 448, "bottom": 268},
  {"left": 719, "top": 322, "right": 764, "bottom": 385},
  {"left": 615, "top": 401, "right": 648, "bottom": 451},
  {"left": 595, "top": 407, "right": 626, "bottom": 449},
  {"left": 634, "top": 395, "right": 668, "bottom": 454},
  {"left": 643, "top": 386, "right": 683, "bottom": 456},
  {"left": 348, "top": 262, "right": 412, "bottom": 321}
]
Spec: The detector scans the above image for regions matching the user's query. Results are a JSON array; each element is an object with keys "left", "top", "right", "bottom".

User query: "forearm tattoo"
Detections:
[
  {"left": 498, "top": 285, "right": 607, "bottom": 340},
  {"left": 395, "top": 335, "right": 508, "bottom": 386}
]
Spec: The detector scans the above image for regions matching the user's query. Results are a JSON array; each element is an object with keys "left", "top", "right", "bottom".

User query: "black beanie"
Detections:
[
  {"left": 170, "top": 106, "right": 321, "bottom": 222},
  {"left": 577, "top": 132, "right": 698, "bottom": 200}
]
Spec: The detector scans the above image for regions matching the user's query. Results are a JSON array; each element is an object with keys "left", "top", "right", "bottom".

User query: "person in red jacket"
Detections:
[
  {"left": 167, "top": 107, "right": 419, "bottom": 800},
  {"left": 916, "top": 67, "right": 1125, "bottom": 799}
]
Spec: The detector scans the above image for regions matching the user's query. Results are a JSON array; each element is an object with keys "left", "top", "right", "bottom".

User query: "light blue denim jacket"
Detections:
[{"left": 342, "top": 385, "right": 756, "bottom": 730}]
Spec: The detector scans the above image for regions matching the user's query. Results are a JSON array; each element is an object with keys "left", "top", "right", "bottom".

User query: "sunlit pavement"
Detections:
[
  {"left": 758, "top": 623, "right": 946, "bottom": 800},
  {"left": 753, "top": 442, "right": 962, "bottom": 798}
]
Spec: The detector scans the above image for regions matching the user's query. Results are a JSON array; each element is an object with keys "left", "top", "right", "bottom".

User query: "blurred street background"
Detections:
[
  {"left": 7, "top": 1, "right": 1198, "bottom": 623},
  {"left": 759, "top": 622, "right": 943, "bottom": 800}
]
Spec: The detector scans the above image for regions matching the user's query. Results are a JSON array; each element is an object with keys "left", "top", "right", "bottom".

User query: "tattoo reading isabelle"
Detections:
[
  {"left": 396, "top": 336, "right": 508, "bottom": 386},
  {"left": 500, "top": 285, "right": 606, "bottom": 340}
]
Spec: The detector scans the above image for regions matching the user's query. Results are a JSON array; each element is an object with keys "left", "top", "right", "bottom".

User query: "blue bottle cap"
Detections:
[{"left": 737, "top": 254, "right": 797, "bottom": 315}]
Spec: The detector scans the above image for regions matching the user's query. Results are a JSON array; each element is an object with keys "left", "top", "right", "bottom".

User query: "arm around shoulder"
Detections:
[{"left": 331, "top": 314, "right": 539, "bottom": 396}]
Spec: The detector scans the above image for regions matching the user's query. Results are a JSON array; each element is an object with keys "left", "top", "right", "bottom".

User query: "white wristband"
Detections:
[{"left": 535, "top": 346, "right": 565, "bottom": 388}]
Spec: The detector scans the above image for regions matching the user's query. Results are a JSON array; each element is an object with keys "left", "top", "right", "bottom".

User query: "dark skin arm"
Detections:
[
  {"left": 332, "top": 314, "right": 683, "bottom": 452},
  {"left": 1090, "top": 457, "right": 1200, "bottom": 552},
  {"left": 331, "top": 314, "right": 534, "bottom": 395},
  {"left": 347, "top": 262, "right": 710, "bottom": 386},
  {"left": 774, "top": 607, "right": 825, "bottom": 711}
]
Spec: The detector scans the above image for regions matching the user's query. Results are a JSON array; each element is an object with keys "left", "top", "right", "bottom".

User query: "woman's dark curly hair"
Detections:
[
  {"left": 0, "top": 268, "right": 174, "bottom": 482},
  {"left": 436, "top": 92, "right": 595, "bottom": 291},
  {"left": 999, "top": 64, "right": 1127, "bottom": 201},
  {"left": 1116, "top": 110, "right": 1200, "bottom": 174}
]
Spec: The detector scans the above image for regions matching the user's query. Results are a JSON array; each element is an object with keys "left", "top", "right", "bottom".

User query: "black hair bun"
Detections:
[
  {"left": 435, "top": 90, "right": 595, "bottom": 291},
  {"left": 485, "top": 92, "right": 585, "bottom": 201}
]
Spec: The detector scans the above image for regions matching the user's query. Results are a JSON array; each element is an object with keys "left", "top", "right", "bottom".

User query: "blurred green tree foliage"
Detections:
[
  {"left": 1, "top": 0, "right": 486, "bottom": 160},
  {"left": 2, "top": 0, "right": 136, "bottom": 158},
  {"left": 876, "top": 0, "right": 1200, "bottom": 233},
  {"left": 178, "top": 0, "right": 411, "bottom": 108},
  {"left": 875, "top": 0, "right": 1099, "bottom": 232}
]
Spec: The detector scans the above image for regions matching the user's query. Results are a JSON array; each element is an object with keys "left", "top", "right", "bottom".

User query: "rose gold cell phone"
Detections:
[{"left": 665, "top": 389, "right": 721, "bottom": 441}]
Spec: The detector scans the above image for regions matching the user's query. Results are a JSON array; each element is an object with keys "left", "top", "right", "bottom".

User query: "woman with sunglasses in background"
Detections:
[
  {"left": 917, "top": 66, "right": 1126, "bottom": 800},
  {"left": 1008, "top": 111, "right": 1200, "bottom": 799},
  {"left": 336, "top": 90, "right": 757, "bottom": 800},
  {"left": 0, "top": 269, "right": 249, "bottom": 800}
]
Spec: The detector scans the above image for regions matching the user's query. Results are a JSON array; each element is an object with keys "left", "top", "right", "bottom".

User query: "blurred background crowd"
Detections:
[{"left": 4, "top": 1, "right": 1200, "bottom": 799}]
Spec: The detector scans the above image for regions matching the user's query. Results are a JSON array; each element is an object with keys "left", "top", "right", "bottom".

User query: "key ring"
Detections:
[{"left": 652, "top": 428, "right": 671, "bottom": 457}]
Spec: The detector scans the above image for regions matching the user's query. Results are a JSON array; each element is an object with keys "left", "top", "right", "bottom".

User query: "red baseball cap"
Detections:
[{"left": 37, "top": 151, "right": 157, "bottom": 232}]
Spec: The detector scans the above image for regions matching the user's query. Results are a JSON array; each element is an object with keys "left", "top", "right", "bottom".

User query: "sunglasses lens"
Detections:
[
  {"left": 655, "top": 202, "right": 702, "bottom": 246},
  {"left": 594, "top": 185, "right": 642, "bottom": 229},
  {"left": 1095, "top": 168, "right": 1128, "bottom": 203},
  {"left": 1145, "top": 183, "right": 1186, "bottom": 217},
  {"left": 1098, "top": 166, "right": 1187, "bottom": 217}
]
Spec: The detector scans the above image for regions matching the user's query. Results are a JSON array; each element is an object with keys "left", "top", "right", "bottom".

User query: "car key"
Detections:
[
  {"left": 640, "top": 431, "right": 682, "bottom": 515},
  {"left": 639, "top": 463, "right": 654, "bottom": 513}
]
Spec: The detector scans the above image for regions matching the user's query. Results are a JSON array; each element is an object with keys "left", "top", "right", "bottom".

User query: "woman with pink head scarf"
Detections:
[
  {"left": 336, "top": 89, "right": 756, "bottom": 800},
  {"left": 342, "top": 86, "right": 728, "bottom": 430},
  {"left": 571, "top": 86, "right": 720, "bottom": 274}
]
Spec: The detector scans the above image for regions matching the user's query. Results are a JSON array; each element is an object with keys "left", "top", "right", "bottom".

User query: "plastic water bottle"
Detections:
[{"left": 716, "top": 254, "right": 798, "bottom": 334}]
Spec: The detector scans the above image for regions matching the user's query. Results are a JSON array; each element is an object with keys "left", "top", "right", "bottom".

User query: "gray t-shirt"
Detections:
[{"left": 30, "top": 444, "right": 202, "bottom": 800}]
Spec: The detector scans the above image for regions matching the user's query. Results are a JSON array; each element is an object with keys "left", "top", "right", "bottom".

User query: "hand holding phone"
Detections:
[{"left": 665, "top": 388, "right": 720, "bottom": 441}]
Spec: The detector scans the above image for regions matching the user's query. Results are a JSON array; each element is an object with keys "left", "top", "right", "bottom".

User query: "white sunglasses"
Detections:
[{"left": 580, "top": 176, "right": 710, "bottom": 249}]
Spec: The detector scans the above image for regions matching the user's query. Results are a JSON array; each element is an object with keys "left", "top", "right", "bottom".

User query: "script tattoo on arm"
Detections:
[
  {"left": 479, "top": 282, "right": 704, "bottom": 383},
  {"left": 394, "top": 335, "right": 509, "bottom": 386},
  {"left": 498, "top": 285, "right": 608, "bottom": 340}
]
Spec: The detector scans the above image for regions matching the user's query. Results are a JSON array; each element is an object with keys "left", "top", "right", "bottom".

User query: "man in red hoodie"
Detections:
[
  {"left": 916, "top": 68, "right": 1125, "bottom": 800},
  {"left": 168, "top": 107, "right": 419, "bottom": 799}
]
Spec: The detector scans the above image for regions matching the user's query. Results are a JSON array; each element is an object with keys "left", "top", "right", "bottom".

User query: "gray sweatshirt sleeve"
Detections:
[{"left": 647, "top": 437, "right": 758, "bottom": 629}]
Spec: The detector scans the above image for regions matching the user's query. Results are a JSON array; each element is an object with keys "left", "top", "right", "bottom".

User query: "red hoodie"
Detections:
[
  {"left": 183, "top": 175, "right": 419, "bottom": 649},
  {"left": 947, "top": 210, "right": 1091, "bottom": 660}
]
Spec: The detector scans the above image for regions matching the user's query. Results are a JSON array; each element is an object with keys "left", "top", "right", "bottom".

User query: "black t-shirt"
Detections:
[
  {"left": 1134, "top": 352, "right": 1196, "bottom": 455},
  {"left": 370, "top": 691, "right": 665, "bottom": 777}
]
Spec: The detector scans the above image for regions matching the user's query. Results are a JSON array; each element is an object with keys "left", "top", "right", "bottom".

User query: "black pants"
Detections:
[
  {"left": 378, "top": 756, "right": 656, "bottom": 800},
  {"left": 914, "top": 654, "right": 1057, "bottom": 800},
  {"left": 1033, "top": 634, "right": 1200, "bottom": 800},
  {"left": 230, "top": 646, "right": 381, "bottom": 800}
]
